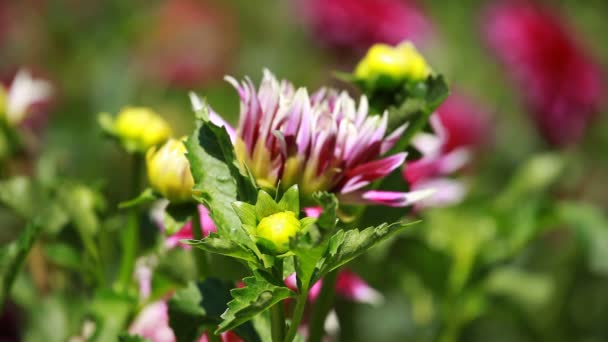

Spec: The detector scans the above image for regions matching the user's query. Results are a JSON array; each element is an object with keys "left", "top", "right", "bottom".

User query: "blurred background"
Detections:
[{"left": 1, "top": 0, "right": 607, "bottom": 341}]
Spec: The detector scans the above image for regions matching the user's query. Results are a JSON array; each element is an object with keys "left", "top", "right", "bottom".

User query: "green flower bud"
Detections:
[
  {"left": 113, "top": 107, "right": 172, "bottom": 152},
  {"left": 146, "top": 137, "right": 194, "bottom": 203},
  {"left": 255, "top": 211, "right": 301, "bottom": 254}
]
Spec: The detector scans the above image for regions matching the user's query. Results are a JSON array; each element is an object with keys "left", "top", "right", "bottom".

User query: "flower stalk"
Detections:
[
  {"left": 307, "top": 269, "right": 339, "bottom": 342},
  {"left": 116, "top": 154, "right": 143, "bottom": 292}
]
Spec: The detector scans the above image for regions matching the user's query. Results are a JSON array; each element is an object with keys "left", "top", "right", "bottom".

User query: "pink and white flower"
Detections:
[
  {"left": 210, "top": 69, "right": 431, "bottom": 207},
  {"left": 1, "top": 69, "right": 52, "bottom": 126},
  {"left": 284, "top": 269, "right": 383, "bottom": 306},
  {"left": 404, "top": 116, "right": 470, "bottom": 208}
]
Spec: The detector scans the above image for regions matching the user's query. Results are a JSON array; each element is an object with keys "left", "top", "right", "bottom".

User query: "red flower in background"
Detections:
[
  {"left": 483, "top": 1, "right": 603, "bottom": 146},
  {"left": 136, "top": 0, "right": 237, "bottom": 88},
  {"left": 297, "top": 0, "right": 433, "bottom": 52}
]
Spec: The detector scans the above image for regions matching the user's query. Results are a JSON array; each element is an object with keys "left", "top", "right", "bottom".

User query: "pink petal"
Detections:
[
  {"left": 335, "top": 269, "right": 383, "bottom": 305},
  {"left": 412, "top": 178, "right": 467, "bottom": 208},
  {"left": 341, "top": 153, "right": 407, "bottom": 193},
  {"left": 304, "top": 206, "right": 323, "bottom": 218},
  {"left": 356, "top": 189, "right": 436, "bottom": 207}
]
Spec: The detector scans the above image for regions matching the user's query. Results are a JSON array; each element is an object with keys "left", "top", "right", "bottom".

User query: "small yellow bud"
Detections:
[
  {"left": 355, "top": 41, "right": 431, "bottom": 87},
  {"left": 255, "top": 211, "right": 301, "bottom": 254},
  {"left": 146, "top": 138, "right": 195, "bottom": 203},
  {"left": 114, "top": 107, "right": 172, "bottom": 152}
]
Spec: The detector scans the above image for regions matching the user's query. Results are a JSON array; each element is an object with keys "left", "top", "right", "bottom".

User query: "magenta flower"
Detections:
[
  {"left": 483, "top": 1, "right": 604, "bottom": 146},
  {"left": 284, "top": 269, "right": 383, "bottom": 305},
  {"left": 219, "top": 70, "right": 431, "bottom": 207},
  {"left": 296, "top": 0, "right": 433, "bottom": 52},
  {"left": 436, "top": 92, "right": 491, "bottom": 154}
]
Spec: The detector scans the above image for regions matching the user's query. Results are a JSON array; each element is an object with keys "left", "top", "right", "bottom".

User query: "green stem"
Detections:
[
  {"left": 116, "top": 154, "right": 142, "bottom": 292},
  {"left": 283, "top": 292, "right": 308, "bottom": 342},
  {"left": 191, "top": 205, "right": 209, "bottom": 279},
  {"left": 270, "top": 261, "right": 286, "bottom": 342},
  {"left": 308, "top": 270, "right": 338, "bottom": 342},
  {"left": 207, "top": 332, "right": 222, "bottom": 342}
]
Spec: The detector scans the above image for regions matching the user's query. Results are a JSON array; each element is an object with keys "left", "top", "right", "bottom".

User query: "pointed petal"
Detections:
[
  {"left": 354, "top": 188, "right": 436, "bottom": 207},
  {"left": 341, "top": 153, "right": 407, "bottom": 193}
]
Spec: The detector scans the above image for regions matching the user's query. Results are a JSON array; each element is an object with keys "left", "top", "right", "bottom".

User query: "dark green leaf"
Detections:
[
  {"left": 0, "top": 221, "right": 42, "bottom": 310},
  {"left": 168, "top": 283, "right": 209, "bottom": 342},
  {"left": 185, "top": 233, "right": 258, "bottom": 263},
  {"left": 218, "top": 273, "right": 294, "bottom": 333},
  {"left": 314, "top": 221, "right": 417, "bottom": 282},
  {"left": 185, "top": 103, "right": 258, "bottom": 256},
  {"left": 199, "top": 278, "right": 262, "bottom": 342}
]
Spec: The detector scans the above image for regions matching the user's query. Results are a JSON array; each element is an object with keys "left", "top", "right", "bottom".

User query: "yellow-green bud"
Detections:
[
  {"left": 146, "top": 138, "right": 194, "bottom": 203},
  {"left": 114, "top": 107, "right": 172, "bottom": 152},
  {"left": 255, "top": 211, "right": 301, "bottom": 254},
  {"left": 354, "top": 41, "right": 431, "bottom": 87}
]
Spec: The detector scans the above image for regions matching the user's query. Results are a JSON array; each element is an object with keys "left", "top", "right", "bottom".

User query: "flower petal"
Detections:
[{"left": 357, "top": 188, "right": 436, "bottom": 207}]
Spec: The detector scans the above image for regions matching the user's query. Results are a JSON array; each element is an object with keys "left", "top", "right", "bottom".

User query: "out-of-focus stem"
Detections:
[
  {"left": 116, "top": 154, "right": 142, "bottom": 292},
  {"left": 283, "top": 291, "right": 308, "bottom": 342},
  {"left": 308, "top": 270, "right": 338, "bottom": 342},
  {"left": 270, "top": 261, "right": 286, "bottom": 342}
]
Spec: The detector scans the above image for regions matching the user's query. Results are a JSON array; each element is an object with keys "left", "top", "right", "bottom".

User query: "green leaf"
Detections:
[
  {"left": 89, "top": 290, "right": 136, "bottom": 342},
  {"left": 233, "top": 201, "right": 257, "bottom": 227},
  {"left": 185, "top": 233, "right": 258, "bottom": 263},
  {"left": 388, "top": 75, "right": 449, "bottom": 154},
  {"left": 314, "top": 221, "right": 417, "bottom": 282},
  {"left": 98, "top": 112, "right": 116, "bottom": 136},
  {"left": 312, "top": 192, "right": 338, "bottom": 231},
  {"left": 118, "top": 188, "right": 158, "bottom": 209},
  {"left": 185, "top": 104, "right": 258, "bottom": 256},
  {"left": 0, "top": 221, "right": 42, "bottom": 310},
  {"left": 45, "top": 243, "right": 82, "bottom": 271},
  {"left": 293, "top": 243, "right": 327, "bottom": 292},
  {"left": 199, "top": 278, "right": 262, "bottom": 342},
  {"left": 278, "top": 185, "right": 300, "bottom": 214},
  {"left": 168, "top": 283, "right": 209, "bottom": 342},
  {"left": 189, "top": 93, "right": 258, "bottom": 203},
  {"left": 218, "top": 273, "right": 294, "bottom": 333},
  {"left": 255, "top": 190, "right": 281, "bottom": 220}
]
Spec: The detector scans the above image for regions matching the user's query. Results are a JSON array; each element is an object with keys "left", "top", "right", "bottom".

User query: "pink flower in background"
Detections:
[
  {"left": 436, "top": 93, "right": 491, "bottom": 154},
  {"left": 296, "top": 0, "right": 433, "bottom": 52},
  {"left": 200, "top": 70, "right": 432, "bottom": 208},
  {"left": 1, "top": 69, "right": 52, "bottom": 126},
  {"left": 403, "top": 93, "right": 490, "bottom": 208},
  {"left": 285, "top": 269, "right": 383, "bottom": 305},
  {"left": 129, "top": 301, "right": 243, "bottom": 342},
  {"left": 483, "top": 1, "right": 603, "bottom": 146},
  {"left": 136, "top": 0, "right": 237, "bottom": 88},
  {"left": 151, "top": 203, "right": 217, "bottom": 249},
  {"left": 129, "top": 301, "right": 176, "bottom": 342}
]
